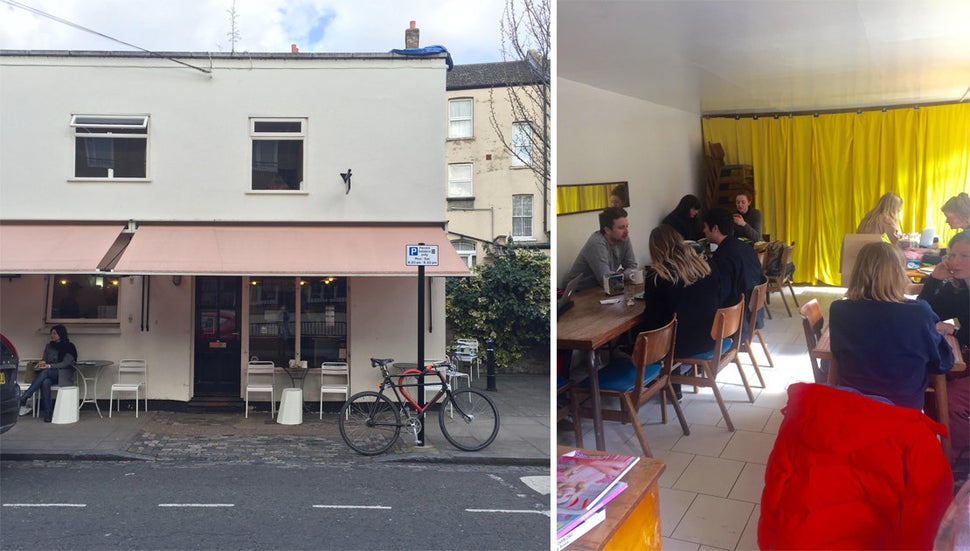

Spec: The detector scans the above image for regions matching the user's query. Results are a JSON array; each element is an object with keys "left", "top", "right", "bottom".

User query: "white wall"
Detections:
[
  {"left": 556, "top": 78, "right": 704, "bottom": 285},
  {"left": 0, "top": 54, "right": 447, "bottom": 223}
]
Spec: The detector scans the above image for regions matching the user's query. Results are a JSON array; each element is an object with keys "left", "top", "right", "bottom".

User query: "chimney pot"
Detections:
[
  {"left": 291, "top": 43, "right": 299, "bottom": 53},
  {"left": 410, "top": 20, "right": 416, "bottom": 29},
  {"left": 405, "top": 21, "right": 419, "bottom": 49}
]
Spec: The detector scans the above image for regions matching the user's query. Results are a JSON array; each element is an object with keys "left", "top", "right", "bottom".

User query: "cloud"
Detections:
[{"left": 0, "top": 0, "right": 505, "bottom": 63}]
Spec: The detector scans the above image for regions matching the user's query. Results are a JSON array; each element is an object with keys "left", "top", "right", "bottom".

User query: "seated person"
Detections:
[
  {"left": 702, "top": 208, "right": 766, "bottom": 338},
  {"left": 941, "top": 192, "right": 970, "bottom": 234},
  {"left": 732, "top": 190, "right": 762, "bottom": 241},
  {"left": 661, "top": 194, "right": 703, "bottom": 241},
  {"left": 830, "top": 241, "right": 953, "bottom": 409},
  {"left": 18, "top": 324, "right": 77, "bottom": 422},
  {"left": 857, "top": 191, "right": 904, "bottom": 244},
  {"left": 918, "top": 231, "right": 970, "bottom": 458},
  {"left": 564, "top": 207, "right": 637, "bottom": 290}
]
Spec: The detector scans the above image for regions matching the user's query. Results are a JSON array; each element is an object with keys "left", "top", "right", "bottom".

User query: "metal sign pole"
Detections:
[{"left": 416, "top": 245, "right": 425, "bottom": 446}]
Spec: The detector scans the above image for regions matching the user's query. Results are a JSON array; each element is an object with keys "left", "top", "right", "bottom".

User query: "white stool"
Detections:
[
  {"left": 51, "top": 386, "right": 79, "bottom": 424},
  {"left": 277, "top": 388, "right": 303, "bottom": 425}
]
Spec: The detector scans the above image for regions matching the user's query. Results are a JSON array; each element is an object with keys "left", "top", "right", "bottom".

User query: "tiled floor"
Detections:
[{"left": 557, "top": 286, "right": 846, "bottom": 551}]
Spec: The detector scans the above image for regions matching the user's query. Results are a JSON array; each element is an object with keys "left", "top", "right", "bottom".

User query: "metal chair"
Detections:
[
  {"left": 109, "top": 359, "right": 148, "bottom": 418},
  {"left": 245, "top": 360, "right": 276, "bottom": 418},
  {"left": 452, "top": 339, "right": 481, "bottom": 379},
  {"left": 319, "top": 361, "right": 350, "bottom": 419}
]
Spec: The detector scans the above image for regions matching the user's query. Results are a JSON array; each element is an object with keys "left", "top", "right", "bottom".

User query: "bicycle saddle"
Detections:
[{"left": 370, "top": 358, "right": 394, "bottom": 367}]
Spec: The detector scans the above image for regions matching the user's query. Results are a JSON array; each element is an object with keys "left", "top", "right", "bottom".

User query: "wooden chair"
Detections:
[
  {"left": 799, "top": 299, "right": 828, "bottom": 384},
  {"left": 574, "top": 317, "right": 689, "bottom": 457},
  {"left": 671, "top": 297, "right": 749, "bottom": 431},
  {"left": 556, "top": 379, "right": 583, "bottom": 448},
  {"left": 739, "top": 281, "right": 773, "bottom": 388},
  {"left": 765, "top": 242, "right": 799, "bottom": 317}
]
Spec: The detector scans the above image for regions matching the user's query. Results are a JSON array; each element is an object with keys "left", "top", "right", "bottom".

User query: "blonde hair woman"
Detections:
[
  {"left": 830, "top": 241, "right": 953, "bottom": 409},
  {"left": 857, "top": 192, "right": 904, "bottom": 244}
]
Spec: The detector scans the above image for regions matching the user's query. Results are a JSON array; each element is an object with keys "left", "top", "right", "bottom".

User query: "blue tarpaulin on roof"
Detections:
[{"left": 389, "top": 45, "right": 453, "bottom": 70}]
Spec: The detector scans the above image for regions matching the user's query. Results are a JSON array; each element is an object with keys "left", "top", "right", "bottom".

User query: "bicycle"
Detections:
[{"left": 338, "top": 358, "right": 500, "bottom": 455}]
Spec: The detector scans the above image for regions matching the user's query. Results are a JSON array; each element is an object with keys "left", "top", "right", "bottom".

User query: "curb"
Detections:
[{"left": 0, "top": 450, "right": 154, "bottom": 462}]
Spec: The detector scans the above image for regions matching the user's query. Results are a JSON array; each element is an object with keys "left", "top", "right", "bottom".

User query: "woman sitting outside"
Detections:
[
  {"left": 918, "top": 231, "right": 970, "bottom": 461},
  {"left": 638, "top": 224, "right": 721, "bottom": 399},
  {"left": 18, "top": 324, "right": 77, "bottom": 422},
  {"left": 830, "top": 241, "right": 953, "bottom": 409},
  {"left": 857, "top": 191, "right": 904, "bottom": 244}
]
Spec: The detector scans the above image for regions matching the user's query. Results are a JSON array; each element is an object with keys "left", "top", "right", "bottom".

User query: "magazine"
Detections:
[
  {"left": 556, "top": 507, "right": 607, "bottom": 551},
  {"left": 557, "top": 449, "right": 639, "bottom": 512},
  {"left": 556, "top": 481, "right": 627, "bottom": 538}
]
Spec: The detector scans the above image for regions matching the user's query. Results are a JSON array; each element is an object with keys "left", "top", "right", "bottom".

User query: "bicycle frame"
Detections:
[{"left": 375, "top": 363, "right": 449, "bottom": 416}]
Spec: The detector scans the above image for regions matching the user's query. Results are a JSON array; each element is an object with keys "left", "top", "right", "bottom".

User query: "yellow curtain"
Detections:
[{"left": 703, "top": 103, "right": 970, "bottom": 286}]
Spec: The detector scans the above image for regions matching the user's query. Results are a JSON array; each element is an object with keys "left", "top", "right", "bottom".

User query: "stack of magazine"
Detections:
[{"left": 556, "top": 449, "right": 640, "bottom": 550}]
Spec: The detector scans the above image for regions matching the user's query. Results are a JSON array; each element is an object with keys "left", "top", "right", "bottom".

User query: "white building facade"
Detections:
[{"left": 0, "top": 51, "right": 466, "bottom": 408}]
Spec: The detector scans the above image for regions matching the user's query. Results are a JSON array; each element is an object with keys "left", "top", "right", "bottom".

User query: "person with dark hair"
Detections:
[
  {"left": 732, "top": 189, "right": 763, "bottom": 241},
  {"left": 831, "top": 241, "right": 952, "bottom": 409},
  {"left": 703, "top": 208, "right": 764, "bottom": 308},
  {"left": 661, "top": 194, "right": 703, "bottom": 241},
  {"left": 564, "top": 207, "right": 638, "bottom": 289},
  {"left": 609, "top": 185, "right": 628, "bottom": 208},
  {"left": 19, "top": 324, "right": 77, "bottom": 422}
]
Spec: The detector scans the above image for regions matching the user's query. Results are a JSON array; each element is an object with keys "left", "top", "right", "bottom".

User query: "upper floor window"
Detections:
[
  {"left": 451, "top": 239, "right": 477, "bottom": 268},
  {"left": 251, "top": 118, "right": 305, "bottom": 191},
  {"left": 448, "top": 98, "right": 473, "bottom": 139},
  {"left": 512, "top": 194, "right": 534, "bottom": 239},
  {"left": 71, "top": 115, "right": 148, "bottom": 179},
  {"left": 448, "top": 163, "right": 473, "bottom": 198},
  {"left": 47, "top": 274, "right": 120, "bottom": 323},
  {"left": 511, "top": 122, "right": 533, "bottom": 167}
]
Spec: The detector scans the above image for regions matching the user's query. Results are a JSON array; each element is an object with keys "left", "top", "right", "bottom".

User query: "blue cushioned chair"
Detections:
[
  {"left": 574, "top": 317, "right": 688, "bottom": 457},
  {"left": 671, "top": 296, "right": 747, "bottom": 431}
]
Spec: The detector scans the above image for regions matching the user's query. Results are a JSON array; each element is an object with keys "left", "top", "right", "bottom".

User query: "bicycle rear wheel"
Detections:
[
  {"left": 339, "top": 391, "right": 401, "bottom": 455},
  {"left": 438, "top": 388, "right": 500, "bottom": 451}
]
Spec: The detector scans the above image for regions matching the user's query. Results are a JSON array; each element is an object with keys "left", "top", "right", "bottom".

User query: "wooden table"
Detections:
[
  {"left": 558, "top": 287, "right": 644, "bottom": 450},
  {"left": 557, "top": 446, "right": 665, "bottom": 550},
  {"left": 813, "top": 328, "right": 965, "bottom": 462}
]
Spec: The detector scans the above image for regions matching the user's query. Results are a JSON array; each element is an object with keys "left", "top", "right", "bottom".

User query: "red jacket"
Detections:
[{"left": 759, "top": 383, "right": 953, "bottom": 550}]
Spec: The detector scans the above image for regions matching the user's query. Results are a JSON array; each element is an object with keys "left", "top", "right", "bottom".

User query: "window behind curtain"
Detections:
[
  {"left": 512, "top": 194, "right": 534, "bottom": 239},
  {"left": 448, "top": 163, "right": 473, "bottom": 197},
  {"left": 71, "top": 115, "right": 148, "bottom": 179},
  {"left": 251, "top": 118, "right": 305, "bottom": 190},
  {"left": 448, "top": 98, "right": 473, "bottom": 138}
]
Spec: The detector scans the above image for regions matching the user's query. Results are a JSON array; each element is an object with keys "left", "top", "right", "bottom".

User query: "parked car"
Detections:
[{"left": 0, "top": 333, "right": 21, "bottom": 434}]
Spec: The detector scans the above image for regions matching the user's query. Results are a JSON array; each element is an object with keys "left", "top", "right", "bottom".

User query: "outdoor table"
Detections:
[
  {"left": 74, "top": 360, "right": 113, "bottom": 418},
  {"left": 557, "top": 286, "right": 644, "bottom": 450},
  {"left": 277, "top": 364, "right": 320, "bottom": 412}
]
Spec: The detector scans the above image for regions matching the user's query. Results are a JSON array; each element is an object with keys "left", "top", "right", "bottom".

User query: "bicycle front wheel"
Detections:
[
  {"left": 339, "top": 391, "right": 401, "bottom": 455},
  {"left": 438, "top": 388, "right": 500, "bottom": 451}
]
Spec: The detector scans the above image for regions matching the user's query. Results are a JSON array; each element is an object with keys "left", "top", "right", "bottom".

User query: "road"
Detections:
[{"left": 0, "top": 460, "right": 551, "bottom": 550}]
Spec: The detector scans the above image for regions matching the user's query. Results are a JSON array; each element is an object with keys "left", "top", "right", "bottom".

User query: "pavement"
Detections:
[{"left": 0, "top": 374, "right": 550, "bottom": 466}]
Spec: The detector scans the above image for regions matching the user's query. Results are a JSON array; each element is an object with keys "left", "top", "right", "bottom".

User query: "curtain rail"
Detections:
[{"left": 703, "top": 99, "right": 967, "bottom": 120}]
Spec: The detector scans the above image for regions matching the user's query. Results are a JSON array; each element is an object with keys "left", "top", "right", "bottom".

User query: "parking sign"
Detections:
[{"left": 406, "top": 244, "right": 439, "bottom": 266}]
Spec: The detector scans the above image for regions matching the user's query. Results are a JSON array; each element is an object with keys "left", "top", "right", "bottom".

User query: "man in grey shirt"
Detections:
[{"left": 565, "top": 207, "right": 638, "bottom": 289}]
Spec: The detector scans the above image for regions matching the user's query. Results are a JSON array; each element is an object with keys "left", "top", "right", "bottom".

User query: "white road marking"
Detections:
[
  {"left": 466, "top": 508, "right": 551, "bottom": 516},
  {"left": 3, "top": 503, "right": 86, "bottom": 507},
  {"left": 521, "top": 475, "right": 551, "bottom": 495},
  {"left": 158, "top": 504, "right": 234, "bottom": 507},
  {"left": 312, "top": 505, "right": 392, "bottom": 509}
]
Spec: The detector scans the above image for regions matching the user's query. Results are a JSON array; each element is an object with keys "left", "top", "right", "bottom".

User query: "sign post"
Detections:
[{"left": 406, "top": 243, "right": 438, "bottom": 446}]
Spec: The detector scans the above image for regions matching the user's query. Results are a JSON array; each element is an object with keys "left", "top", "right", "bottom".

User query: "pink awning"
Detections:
[
  {"left": 0, "top": 224, "right": 125, "bottom": 273},
  {"left": 111, "top": 224, "right": 470, "bottom": 276}
]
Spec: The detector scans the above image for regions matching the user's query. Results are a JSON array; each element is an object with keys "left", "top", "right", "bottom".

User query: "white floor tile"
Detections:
[
  {"left": 672, "top": 455, "right": 745, "bottom": 497},
  {"left": 662, "top": 537, "right": 701, "bottom": 551},
  {"left": 652, "top": 448, "right": 695, "bottom": 488},
  {"left": 763, "top": 409, "right": 784, "bottom": 434},
  {"left": 720, "top": 430, "right": 776, "bottom": 464},
  {"left": 728, "top": 463, "right": 766, "bottom": 503},
  {"left": 672, "top": 494, "right": 754, "bottom": 549},
  {"left": 736, "top": 504, "right": 761, "bottom": 550},
  {"left": 719, "top": 403, "right": 772, "bottom": 432},
  {"left": 672, "top": 423, "right": 732, "bottom": 457},
  {"left": 659, "top": 487, "right": 697, "bottom": 537}
]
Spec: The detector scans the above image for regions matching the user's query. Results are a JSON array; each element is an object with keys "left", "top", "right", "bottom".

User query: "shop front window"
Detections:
[
  {"left": 300, "top": 277, "right": 347, "bottom": 366},
  {"left": 47, "top": 274, "right": 121, "bottom": 323},
  {"left": 248, "top": 277, "right": 296, "bottom": 367}
]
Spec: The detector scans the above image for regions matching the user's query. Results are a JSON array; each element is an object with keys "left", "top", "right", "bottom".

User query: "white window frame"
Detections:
[
  {"left": 250, "top": 117, "right": 306, "bottom": 192},
  {"left": 70, "top": 114, "right": 149, "bottom": 180},
  {"left": 451, "top": 239, "right": 477, "bottom": 268},
  {"left": 46, "top": 274, "right": 122, "bottom": 324},
  {"left": 448, "top": 163, "right": 473, "bottom": 198},
  {"left": 448, "top": 98, "right": 474, "bottom": 139},
  {"left": 511, "top": 121, "right": 533, "bottom": 167},
  {"left": 512, "top": 194, "right": 534, "bottom": 240}
]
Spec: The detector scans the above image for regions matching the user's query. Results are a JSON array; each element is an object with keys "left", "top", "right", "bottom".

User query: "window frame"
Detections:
[
  {"left": 511, "top": 121, "right": 533, "bottom": 167},
  {"left": 447, "top": 163, "right": 474, "bottom": 198},
  {"left": 249, "top": 117, "right": 307, "bottom": 192},
  {"left": 70, "top": 114, "right": 150, "bottom": 181},
  {"left": 448, "top": 98, "right": 474, "bottom": 139},
  {"left": 512, "top": 194, "right": 534, "bottom": 240},
  {"left": 46, "top": 274, "right": 122, "bottom": 324},
  {"left": 451, "top": 239, "right": 477, "bottom": 268}
]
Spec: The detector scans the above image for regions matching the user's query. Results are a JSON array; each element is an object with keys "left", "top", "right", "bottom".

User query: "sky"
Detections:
[{"left": 0, "top": 0, "right": 508, "bottom": 64}]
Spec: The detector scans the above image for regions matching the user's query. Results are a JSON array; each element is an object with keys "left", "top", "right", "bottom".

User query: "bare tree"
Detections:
[
  {"left": 226, "top": 1, "right": 241, "bottom": 54},
  {"left": 490, "top": 0, "right": 551, "bottom": 231}
]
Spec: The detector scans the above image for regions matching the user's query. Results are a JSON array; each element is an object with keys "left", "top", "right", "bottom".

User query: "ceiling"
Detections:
[{"left": 557, "top": 0, "right": 970, "bottom": 115}]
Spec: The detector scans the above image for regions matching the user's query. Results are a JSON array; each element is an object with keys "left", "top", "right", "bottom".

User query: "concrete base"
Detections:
[
  {"left": 51, "top": 386, "right": 79, "bottom": 424},
  {"left": 277, "top": 388, "right": 303, "bottom": 425}
]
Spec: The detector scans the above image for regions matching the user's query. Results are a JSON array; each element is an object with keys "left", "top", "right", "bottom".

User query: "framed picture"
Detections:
[{"left": 557, "top": 181, "right": 629, "bottom": 216}]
